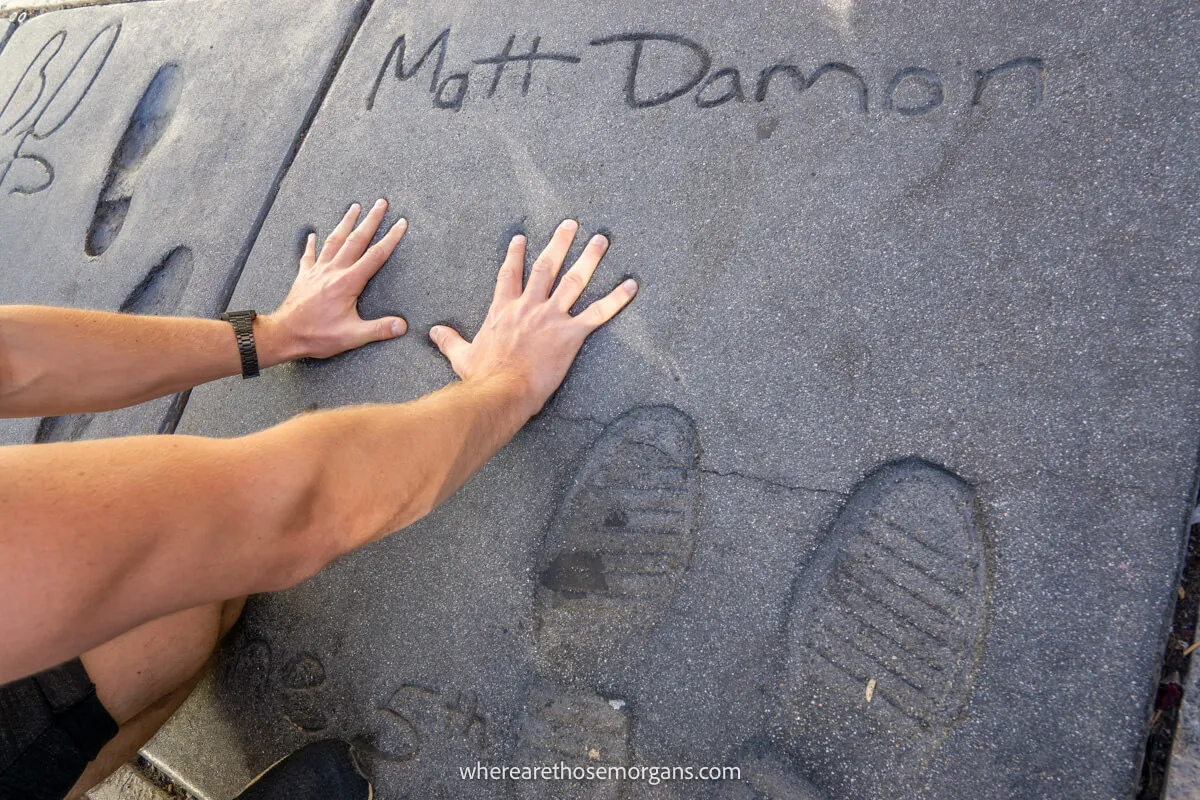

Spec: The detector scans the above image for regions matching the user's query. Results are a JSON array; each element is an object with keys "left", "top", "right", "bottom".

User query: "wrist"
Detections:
[
  {"left": 467, "top": 371, "right": 544, "bottom": 421},
  {"left": 253, "top": 313, "right": 305, "bottom": 367}
]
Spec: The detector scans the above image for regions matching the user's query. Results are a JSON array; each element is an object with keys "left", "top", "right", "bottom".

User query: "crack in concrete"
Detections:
[
  {"left": 160, "top": 0, "right": 375, "bottom": 434},
  {"left": 698, "top": 465, "right": 848, "bottom": 497},
  {"left": 543, "top": 410, "right": 846, "bottom": 498}
]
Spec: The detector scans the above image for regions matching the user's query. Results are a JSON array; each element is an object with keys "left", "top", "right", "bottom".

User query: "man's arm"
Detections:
[
  {"left": 0, "top": 220, "right": 637, "bottom": 683},
  {"left": 0, "top": 200, "right": 408, "bottom": 418}
]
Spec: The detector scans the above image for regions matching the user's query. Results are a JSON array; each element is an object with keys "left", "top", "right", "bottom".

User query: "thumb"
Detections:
[
  {"left": 360, "top": 316, "right": 407, "bottom": 343},
  {"left": 429, "top": 324, "right": 469, "bottom": 370}
]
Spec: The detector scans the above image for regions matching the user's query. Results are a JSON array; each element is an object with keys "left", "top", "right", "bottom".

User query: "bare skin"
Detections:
[
  {"left": 0, "top": 200, "right": 408, "bottom": 418},
  {"left": 0, "top": 201, "right": 635, "bottom": 796}
]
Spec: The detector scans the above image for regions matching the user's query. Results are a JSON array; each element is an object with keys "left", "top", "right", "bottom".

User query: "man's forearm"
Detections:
[
  {"left": 0, "top": 375, "right": 536, "bottom": 682},
  {"left": 0, "top": 306, "right": 299, "bottom": 418},
  {"left": 258, "top": 375, "right": 539, "bottom": 560},
  {"left": 0, "top": 217, "right": 634, "bottom": 683}
]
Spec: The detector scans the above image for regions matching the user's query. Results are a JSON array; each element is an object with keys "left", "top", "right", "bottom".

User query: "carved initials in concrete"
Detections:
[{"left": 0, "top": 24, "right": 120, "bottom": 195}]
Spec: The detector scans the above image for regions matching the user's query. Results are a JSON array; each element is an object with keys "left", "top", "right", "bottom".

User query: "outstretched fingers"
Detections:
[
  {"left": 321, "top": 203, "right": 361, "bottom": 262},
  {"left": 553, "top": 233, "right": 609, "bottom": 310},
  {"left": 300, "top": 233, "right": 317, "bottom": 270},
  {"left": 492, "top": 234, "right": 526, "bottom": 306},
  {"left": 577, "top": 278, "right": 639, "bottom": 330},
  {"left": 335, "top": 198, "right": 389, "bottom": 266},
  {"left": 348, "top": 217, "right": 408, "bottom": 283},
  {"left": 524, "top": 220, "right": 578, "bottom": 299}
]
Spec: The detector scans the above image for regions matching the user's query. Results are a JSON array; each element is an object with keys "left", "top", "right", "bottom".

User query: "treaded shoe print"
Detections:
[
  {"left": 516, "top": 407, "right": 698, "bottom": 799},
  {"left": 534, "top": 406, "right": 700, "bottom": 690},
  {"left": 85, "top": 62, "right": 181, "bottom": 256},
  {"left": 0, "top": 23, "right": 120, "bottom": 195},
  {"left": 514, "top": 684, "right": 631, "bottom": 800},
  {"left": 782, "top": 458, "right": 989, "bottom": 796}
]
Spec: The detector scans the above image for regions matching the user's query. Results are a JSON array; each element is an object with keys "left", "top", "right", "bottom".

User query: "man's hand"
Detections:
[
  {"left": 0, "top": 218, "right": 637, "bottom": 680},
  {"left": 266, "top": 199, "right": 409, "bottom": 360},
  {"left": 429, "top": 219, "right": 638, "bottom": 413},
  {"left": 0, "top": 199, "right": 409, "bottom": 418}
]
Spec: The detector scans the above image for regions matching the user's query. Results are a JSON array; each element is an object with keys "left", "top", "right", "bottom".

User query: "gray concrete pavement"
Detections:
[{"left": 1, "top": 0, "right": 1197, "bottom": 798}]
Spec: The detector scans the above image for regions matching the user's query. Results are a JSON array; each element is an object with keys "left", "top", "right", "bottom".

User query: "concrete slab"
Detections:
[
  {"left": 0, "top": 0, "right": 368, "bottom": 443},
  {"left": 154, "top": 0, "right": 1199, "bottom": 798},
  {"left": 85, "top": 764, "right": 172, "bottom": 800}
]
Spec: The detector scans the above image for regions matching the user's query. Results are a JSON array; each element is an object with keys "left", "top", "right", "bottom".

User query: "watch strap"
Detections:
[{"left": 219, "top": 310, "right": 260, "bottom": 379}]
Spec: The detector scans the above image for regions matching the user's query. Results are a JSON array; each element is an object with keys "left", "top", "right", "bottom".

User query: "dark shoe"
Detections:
[{"left": 234, "top": 739, "right": 371, "bottom": 800}]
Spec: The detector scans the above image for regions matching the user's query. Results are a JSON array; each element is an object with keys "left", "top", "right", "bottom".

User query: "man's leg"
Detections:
[{"left": 65, "top": 596, "right": 247, "bottom": 799}]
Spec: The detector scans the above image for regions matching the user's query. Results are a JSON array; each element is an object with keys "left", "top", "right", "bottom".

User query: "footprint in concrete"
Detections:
[
  {"left": 513, "top": 684, "right": 631, "bottom": 800},
  {"left": 516, "top": 406, "right": 698, "bottom": 798},
  {"left": 34, "top": 246, "right": 193, "bottom": 443},
  {"left": 85, "top": 63, "right": 181, "bottom": 257},
  {"left": 780, "top": 458, "right": 989, "bottom": 794},
  {"left": 278, "top": 651, "right": 329, "bottom": 733},
  {"left": 533, "top": 405, "right": 700, "bottom": 690}
]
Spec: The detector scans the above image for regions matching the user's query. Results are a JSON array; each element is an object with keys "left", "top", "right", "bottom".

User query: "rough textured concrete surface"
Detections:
[
  {"left": 0, "top": 0, "right": 367, "bottom": 444},
  {"left": 128, "top": 0, "right": 1195, "bottom": 797},
  {"left": 2, "top": 1, "right": 159, "bottom": 19},
  {"left": 85, "top": 764, "right": 172, "bottom": 800}
]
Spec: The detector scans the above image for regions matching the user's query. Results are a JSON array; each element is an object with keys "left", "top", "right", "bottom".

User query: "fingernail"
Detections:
[
  {"left": 622, "top": 279, "right": 639, "bottom": 293},
  {"left": 429, "top": 325, "right": 442, "bottom": 339},
  {"left": 349, "top": 202, "right": 360, "bottom": 211},
  {"left": 391, "top": 319, "right": 406, "bottom": 336},
  {"left": 375, "top": 198, "right": 386, "bottom": 209},
  {"left": 591, "top": 234, "right": 608, "bottom": 246},
  {"left": 395, "top": 217, "right": 408, "bottom": 230},
  {"left": 562, "top": 219, "right": 579, "bottom": 231},
  {"left": 512, "top": 234, "right": 526, "bottom": 244}
]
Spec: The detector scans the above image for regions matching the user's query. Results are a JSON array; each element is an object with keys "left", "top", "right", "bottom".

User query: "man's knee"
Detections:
[{"left": 83, "top": 602, "right": 226, "bottom": 725}]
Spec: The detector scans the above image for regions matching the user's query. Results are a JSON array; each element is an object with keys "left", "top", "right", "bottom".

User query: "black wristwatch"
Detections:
[{"left": 219, "top": 310, "right": 260, "bottom": 379}]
